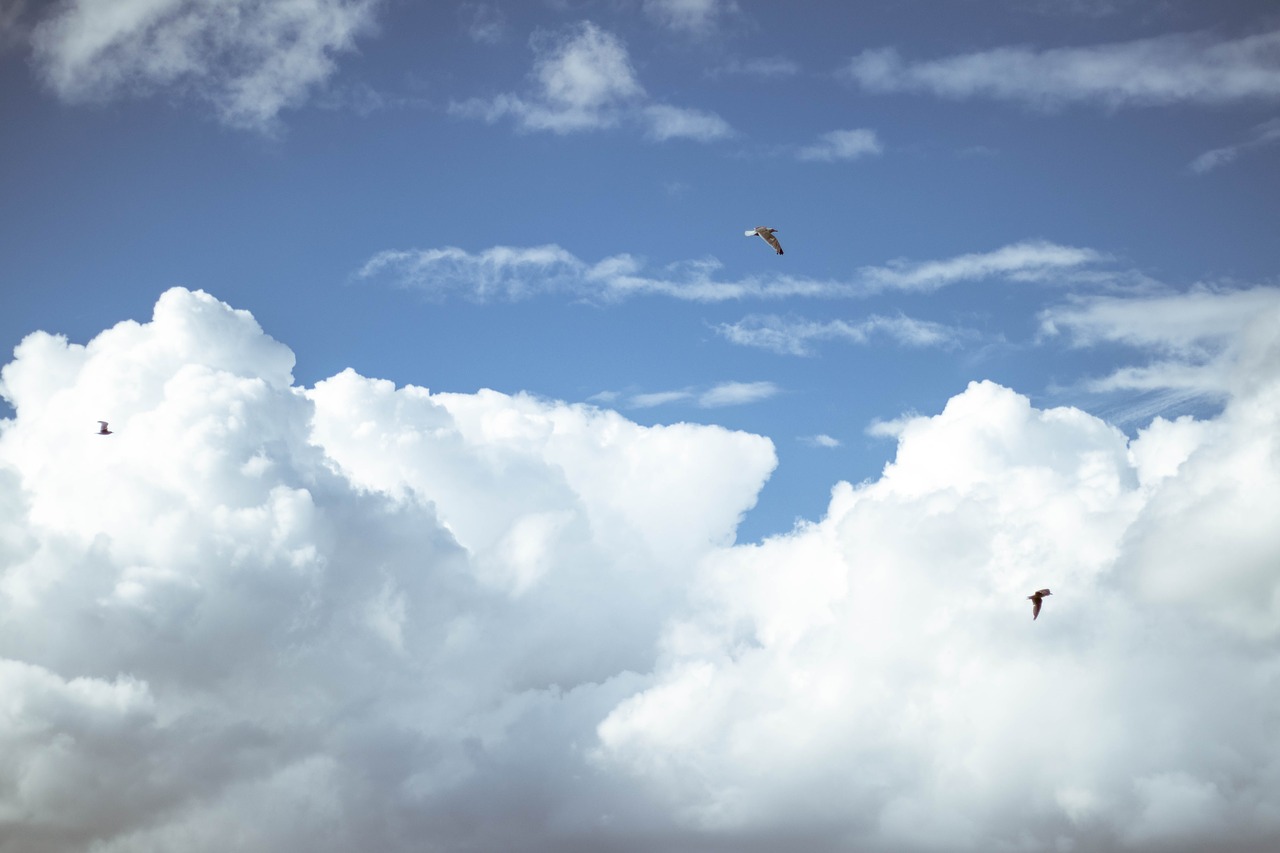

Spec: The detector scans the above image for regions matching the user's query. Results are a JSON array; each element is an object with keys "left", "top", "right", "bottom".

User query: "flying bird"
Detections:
[
  {"left": 1028, "top": 588, "right": 1052, "bottom": 620},
  {"left": 745, "top": 226, "right": 784, "bottom": 255},
  {"left": 97, "top": 421, "right": 113, "bottom": 435}
]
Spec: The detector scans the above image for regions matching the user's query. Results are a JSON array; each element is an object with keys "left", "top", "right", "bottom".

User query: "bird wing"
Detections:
[
  {"left": 1032, "top": 598, "right": 1042, "bottom": 620},
  {"left": 1036, "top": 588, "right": 1051, "bottom": 596},
  {"left": 762, "top": 231, "right": 783, "bottom": 253}
]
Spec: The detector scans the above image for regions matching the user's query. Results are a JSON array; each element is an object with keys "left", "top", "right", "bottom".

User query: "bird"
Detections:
[
  {"left": 97, "top": 421, "right": 113, "bottom": 435},
  {"left": 745, "top": 226, "right": 784, "bottom": 255},
  {"left": 1028, "top": 588, "right": 1052, "bottom": 620}
]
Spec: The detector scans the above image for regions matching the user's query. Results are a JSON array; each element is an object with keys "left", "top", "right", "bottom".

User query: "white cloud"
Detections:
[
  {"left": 458, "top": 2, "right": 506, "bottom": 44},
  {"left": 1040, "top": 285, "right": 1280, "bottom": 396},
  {"left": 844, "top": 29, "right": 1280, "bottom": 108},
  {"left": 642, "top": 0, "right": 738, "bottom": 37},
  {"left": 616, "top": 382, "right": 779, "bottom": 409},
  {"left": 802, "top": 434, "right": 841, "bottom": 448},
  {"left": 642, "top": 103, "right": 734, "bottom": 142},
  {"left": 1189, "top": 117, "right": 1280, "bottom": 174},
  {"left": 452, "top": 21, "right": 732, "bottom": 141},
  {"left": 797, "top": 128, "right": 883, "bottom": 162},
  {"left": 29, "top": 0, "right": 380, "bottom": 132},
  {"left": 359, "top": 239, "right": 1108, "bottom": 303},
  {"left": 4, "top": 286, "right": 1280, "bottom": 851},
  {"left": 716, "top": 313, "right": 963, "bottom": 355},
  {"left": 698, "top": 380, "right": 779, "bottom": 407}
]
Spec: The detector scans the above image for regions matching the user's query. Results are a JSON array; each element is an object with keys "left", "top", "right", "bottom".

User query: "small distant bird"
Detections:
[
  {"left": 745, "top": 226, "right": 784, "bottom": 255},
  {"left": 97, "top": 421, "right": 113, "bottom": 435},
  {"left": 1028, "top": 588, "right": 1052, "bottom": 620}
]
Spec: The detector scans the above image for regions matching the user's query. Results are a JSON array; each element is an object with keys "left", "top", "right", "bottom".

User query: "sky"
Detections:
[{"left": 1, "top": 1, "right": 1279, "bottom": 851}]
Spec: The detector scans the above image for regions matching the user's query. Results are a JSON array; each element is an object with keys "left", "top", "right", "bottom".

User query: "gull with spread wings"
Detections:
[{"left": 745, "top": 226, "right": 784, "bottom": 255}]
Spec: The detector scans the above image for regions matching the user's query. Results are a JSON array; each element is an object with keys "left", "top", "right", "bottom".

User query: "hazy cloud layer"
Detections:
[
  {"left": 845, "top": 29, "right": 1280, "bottom": 108},
  {"left": 452, "top": 21, "right": 732, "bottom": 141},
  {"left": 2, "top": 286, "right": 1279, "bottom": 851},
  {"left": 797, "top": 128, "right": 883, "bottom": 162},
  {"left": 29, "top": 0, "right": 380, "bottom": 131},
  {"left": 358, "top": 239, "right": 1107, "bottom": 303}
]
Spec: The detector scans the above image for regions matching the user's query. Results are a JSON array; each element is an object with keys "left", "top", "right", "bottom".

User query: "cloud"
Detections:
[
  {"left": 358, "top": 239, "right": 1108, "bottom": 303},
  {"left": 458, "top": 2, "right": 507, "bottom": 44},
  {"left": 642, "top": 0, "right": 738, "bottom": 37},
  {"left": 452, "top": 21, "right": 732, "bottom": 141},
  {"left": 716, "top": 313, "right": 964, "bottom": 355},
  {"left": 1189, "top": 117, "right": 1280, "bottom": 174},
  {"left": 616, "top": 382, "right": 780, "bottom": 409},
  {"left": 2, "top": 286, "right": 1280, "bottom": 850},
  {"left": 796, "top": 128, "right": 883, "bottom": 162},
  {"left": 28, "top": 0, "right": 380, "bottom": 132},
  {"left": 843, "top": 29, "right": 1280, "bottom": 108},
  {"left": 1039, "top": 285, "right": 1280, "bottom": 396},
  {"left": 711, "top": 55, "right": 800, "bottom": 78},
  {"left": 801, "top": 434, "right": 841, "bottom": 449}
]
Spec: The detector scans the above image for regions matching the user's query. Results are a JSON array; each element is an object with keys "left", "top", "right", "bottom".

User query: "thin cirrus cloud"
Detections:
[
  {"left": 843, "top": 28, "right": 1280, "bottom": 108},
  {"left": 796, "top": 128, "right": 883, "bottom": 162},
  {"left": 4, "top": 286, "right": 1280, "bottom": 851},
  {"left": 716, "top": 313, "right": 964, "bottom": 356},
  {"left": 357, "top": 239, "right": 1108, "bottom": 303},
  {"left": 451, "top": 21, "right": 733, "bottom": 141},
  {"left": 28, "top": 0, "right": 380, "bottom": 132},
  {"left": 1188, "top": 117, "right": 1280, "bottom": 174},
  {"left": 619, "top": 381, "right": 781, "bottom": 409}
]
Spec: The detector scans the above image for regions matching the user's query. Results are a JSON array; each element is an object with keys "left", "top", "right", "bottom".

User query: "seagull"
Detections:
[
  {"left": 97, "top": 421, "right": 113, "bottom": 435},
  {"left": 1028, "top": 588, "right": 1052, "bottom": 620},
  {"left": 745, "top": 226, "right": 784, "bottom": 255}
]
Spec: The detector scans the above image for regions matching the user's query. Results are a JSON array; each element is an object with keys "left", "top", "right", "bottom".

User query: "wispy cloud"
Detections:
[
  {"left": 614, "top": 381, "right": 780, "bottom": 409},
  {"left": 1040, "top": 285, "right": 1280, "bottom": 396},
  {"left": 458, "top": 2, "right": 507, "bottom": 45},
  {"left": 797, "top": 128, "right": 883, "bottom": 162},
  {"left": 716, "top": 313, "right": 965, "bottom": 356},
  {"left": 843, "top": 29, "right": 1280, "bottom": 108},
  {"left": 711, "top": 55, "right": 800, "bottom": 78},
  {"left": 29, "top": 0, "right": 380, "bottom": 132},
  {"left": 1189, "top": 117, "right": 1280, "bottom": 174},
  {"left": 642, "top": 0, "right": 739, "bottom": 38},
  {"left": 801, "top": 433, "right": 841, "bottom": 448},
  {"left": 452, "top": 21, "right": 732, "bottom": 141},
  {"left": 358, "top": 239, "right": 1108, "bottom": 303}
]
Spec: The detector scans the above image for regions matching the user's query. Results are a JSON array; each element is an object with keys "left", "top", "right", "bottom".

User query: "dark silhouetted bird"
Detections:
[
  {"left": 745, "top": 226, "right": 784, "bottom": 255},
  {"left": 97, "top": 421, "right": 113, "bottom": 435},
  {"left": 1028, "top": 588, "right": 1052, "bottom": 620}
]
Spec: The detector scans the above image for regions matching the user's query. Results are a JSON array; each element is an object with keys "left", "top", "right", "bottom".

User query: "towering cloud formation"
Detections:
[{"left": 1, "top": 287, "right": 1278, "bottom": 852}]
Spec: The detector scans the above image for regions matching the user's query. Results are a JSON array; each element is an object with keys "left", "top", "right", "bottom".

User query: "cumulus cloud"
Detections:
[
  {"left": 452, "top": 21, "right": 732, "bottom": 141},
  {"left": 797, "top": 128, "right": 883, "bottom": 162},
  {"left": 1189, "top": 117, "right": 1280, "bottom": 174},
  {"left": 4, "top": 285, "right": 1279, "bottom": 851},
  {"left": 844, "top": 29, "right": 1280, "bottom": 108},
  {"left": 716, "top": 312, "right": 964, "bottom": 355},
  {"left": 28, "top": 0, "right": 380, "bottom": 132},
  {"left": 358, "top": 239, "right": 1108, "bottom": 303}
]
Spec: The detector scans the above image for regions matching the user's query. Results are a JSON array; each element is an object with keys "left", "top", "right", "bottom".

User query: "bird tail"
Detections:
[{"left": 745, "top": 230, "right": 758, "bottom": 236}]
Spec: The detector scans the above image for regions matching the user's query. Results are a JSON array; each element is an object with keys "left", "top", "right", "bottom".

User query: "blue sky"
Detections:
[
  {"left": 2, "top": 2, "right": 1280, "bottom": 851},
  {"left": 4, "top": 0, "right": 1278, "bottom": 538}
]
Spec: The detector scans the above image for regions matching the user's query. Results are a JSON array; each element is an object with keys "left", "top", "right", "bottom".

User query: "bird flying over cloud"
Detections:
[
  {"left": 746, "top": 226, "right": 784, "bottom": 255},
  {"left": 1028, "top": 588, "right": 1052, "bottom": 620}
]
